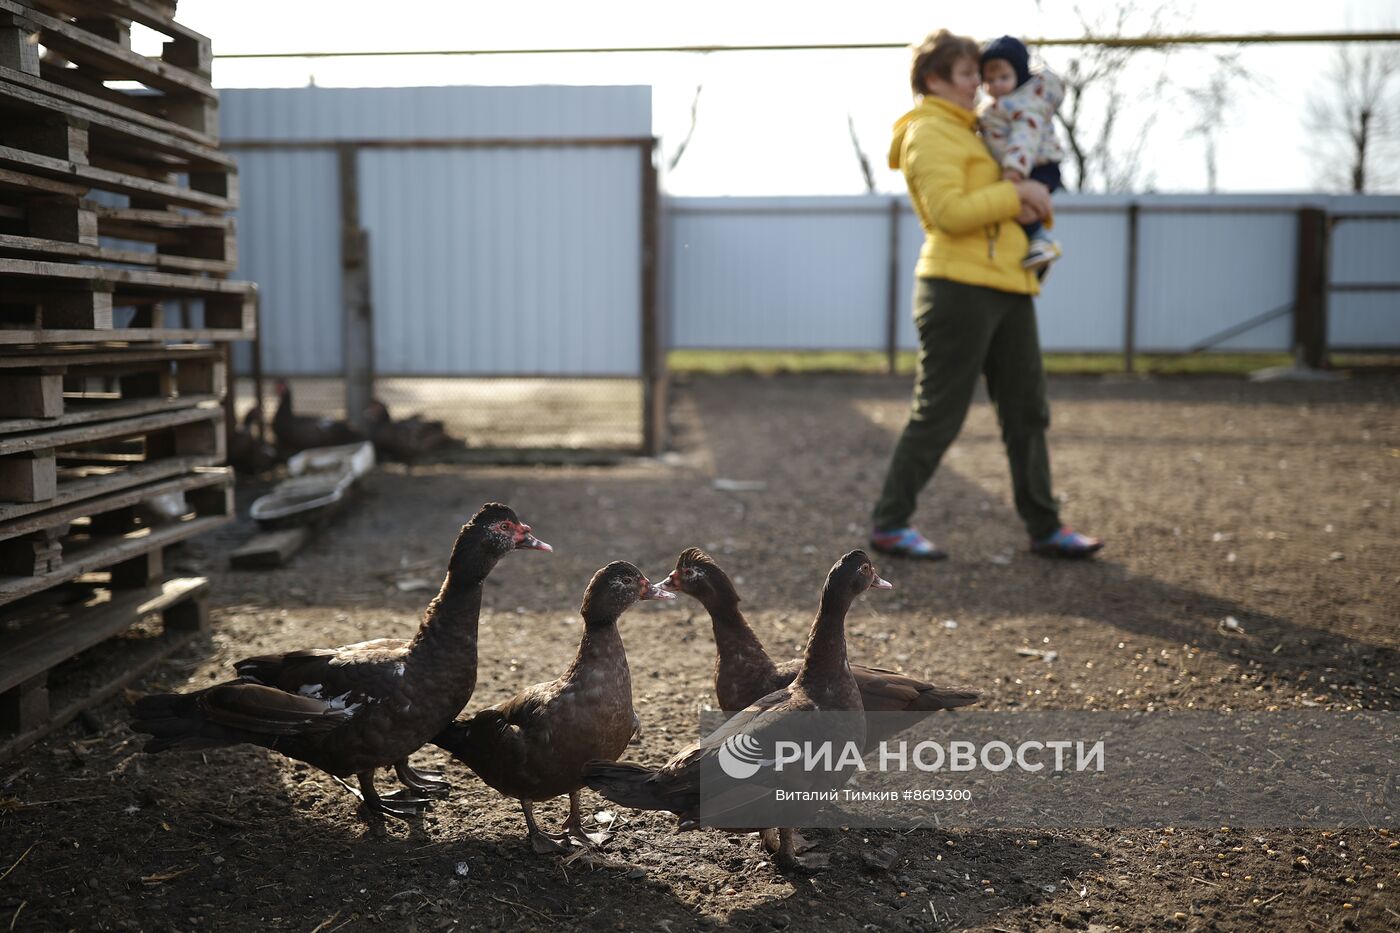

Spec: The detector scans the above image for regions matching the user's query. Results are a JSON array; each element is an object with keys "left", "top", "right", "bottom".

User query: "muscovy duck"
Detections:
[
  {"left": 228, "top": 404, "right": 276, "bottom": 476},
  {"left": 434, "top": 561, "right": 673, "bottom": 852},
  {"left": 364, "top": 399, "right": 451, "bottom": 462},
  {"left": 131, "top": 503, "right": 551, "bottom": 818},
  {"left": 661, "top": 548, "right": 979, "bottom": 737},
  {"left": 271, "top": 380, "right": 365, "bottom": 458},
  {"left": 584, "top": 550, "right": 889, "bottom": 870}
]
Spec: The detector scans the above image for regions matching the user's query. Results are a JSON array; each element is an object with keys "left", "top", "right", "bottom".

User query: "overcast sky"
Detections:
[{"left": 164, "top": 0, "right": 1398, "bottom": 196}]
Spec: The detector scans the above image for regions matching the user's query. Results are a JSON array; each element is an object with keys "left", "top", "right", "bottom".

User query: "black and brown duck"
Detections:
[
  {"left": 585, "top": 550, "right": 889, "bottom": 869},
  {"left": 131, "top": 503, "right": 551, "bottom": 819},
  {"left": 434, "top": 560, "right": 673, "bottom": 852},
  {"left": 661, "top": 547, "right": 978, "bottom": 735}
]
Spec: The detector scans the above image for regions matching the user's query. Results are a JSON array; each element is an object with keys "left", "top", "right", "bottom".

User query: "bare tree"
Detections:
[
  {"left": 847, "top": 113, "right": 876, "bottom": 193},
  {"left": 1305, "top": 43, "right": 1400, "bottom": 192},
  {"left": 1044, "top": 2, "right": 1179, "bottom": 192},
  {"left": 666, "top": 84, "right": 704, "bottom": 174},
  {"left": 1183, "top": 55, "right": 1248, "bottom": 192}
]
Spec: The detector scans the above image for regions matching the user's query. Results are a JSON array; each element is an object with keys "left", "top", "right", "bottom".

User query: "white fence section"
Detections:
[
  {"left": 223, "top": 86, "right": 652, "bottom": 377},
  {"left": 667, "top": 193, "right": 1400, "bottom": 355}
]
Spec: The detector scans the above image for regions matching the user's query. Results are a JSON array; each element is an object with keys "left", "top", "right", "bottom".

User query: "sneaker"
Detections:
[
  {"left": 870, "top": 526, "right": 948, "bottom": 561},
  {"left": 1023, "top": 236, "right": 1062, "bottom": 272},
  {"left": 1030, "top": 526, "right": 1103, "bottom": 559}
]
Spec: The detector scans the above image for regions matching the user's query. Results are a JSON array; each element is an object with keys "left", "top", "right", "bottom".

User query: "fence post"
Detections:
[
  {"left": 1123, "top": 201, "right": 1139, "bottom": 374},
  {"left": 885, "top": 197, "right": 901, "bottom": 374},
  {"left": 338, "top": 144, "right": 374, "bottom": 430},
  {"left": 640, "top": 139, "right": 667, "bottom": 456},
  {"left": 1294, "top": 207, "right": 1329, "bottom": 369}
]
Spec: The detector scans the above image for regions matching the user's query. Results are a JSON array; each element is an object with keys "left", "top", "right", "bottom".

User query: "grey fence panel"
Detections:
[
  {"left": 669, "top": 198, "right": 891, "bottom": 350},
  {"left": 222, "top": 86, "right": 653, "bottom": 141},
  {"left": 359, "top": 146, "right": 643, "bottom": 376},
  {"left": 232, "top": 148, "right": 342, "bottom": 375},
  {"left": 895, "top": 206, "right": 924, "bottom": 350},
  {"left": 1033, "top": 206, "right": 1132, "bottom": 351},
  {"left": 1135, "top": 209, "right": 1296, "bottom": 352},
  {"left": 1329, "top": 212, "right": 1400, "bottom": 349}
]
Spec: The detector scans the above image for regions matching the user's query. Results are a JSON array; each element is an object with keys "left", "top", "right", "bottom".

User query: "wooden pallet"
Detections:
[
  {"left": 0, "top": 467, "right": 231, "bottom": 605},
  {"left": 0, "top": 344, "right": 223, "bottom": 427},
  {"left": 0, "top": 165, "right": 237, "bottom": 274},
  {"left": 0, "top": 402, "right": 224, "bottom": 516},
  {"left": 0, "top": 574, "right": 209, "bottom": 762},
  {"left": 1, "top": 0, "right": 217, "bottom": 138},
  {"left": 0, "top": 257, "right": 256, "bottom": 343}
]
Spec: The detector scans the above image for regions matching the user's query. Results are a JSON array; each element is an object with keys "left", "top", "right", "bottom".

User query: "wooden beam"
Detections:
[{"left": 338, "top": 145, "right": 373, "bottom": 430}]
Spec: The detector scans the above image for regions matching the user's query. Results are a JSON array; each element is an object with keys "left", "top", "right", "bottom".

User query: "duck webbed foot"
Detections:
[
  {"left": 562, "top": 790, "right": 612, "bottom": 847},
  {"left": 395, "top": 761, "right": 452, "bottom": 798},
  {"left": 344, "top": 771, "right": 431, "bottom": 820},
  {"left": 521, "top": 799, "right": 571, "bottom": 854},
  {"left": 774, "top": 827, "right": 827, "bottom": 871}
]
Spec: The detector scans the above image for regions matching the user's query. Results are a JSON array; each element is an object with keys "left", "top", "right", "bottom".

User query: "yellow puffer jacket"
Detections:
[{"left": 890, "top": 95, "right": 1042, "bottom": 296}]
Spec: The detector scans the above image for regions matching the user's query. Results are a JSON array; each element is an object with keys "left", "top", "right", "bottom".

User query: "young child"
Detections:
[{"left": 976, "top": 35, "right": 1065, "bottom": 273}]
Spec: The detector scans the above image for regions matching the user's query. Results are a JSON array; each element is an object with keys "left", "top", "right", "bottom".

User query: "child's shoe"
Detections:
[{"left": 1023, "top": 235, "right": 1062, "bottom": 272}]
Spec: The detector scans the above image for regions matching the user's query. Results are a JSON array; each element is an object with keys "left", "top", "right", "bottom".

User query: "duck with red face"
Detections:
[{"left": 132, "top": 502, "right": 552, "bottom": 820}]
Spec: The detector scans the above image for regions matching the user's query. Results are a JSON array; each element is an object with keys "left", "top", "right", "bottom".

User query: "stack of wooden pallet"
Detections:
[{"left": 0, "top": 0, "right": 251, "bottom": 758}]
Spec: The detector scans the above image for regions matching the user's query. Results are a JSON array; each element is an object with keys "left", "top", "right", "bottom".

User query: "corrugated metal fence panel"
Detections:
[
  {"left": 669, "top": 198, "right": 889, "bottom": 350},
  {"left": 222, "top": 86, "right": 652, "bottom": 140},
  {"left": 360, "top": 146, "right": 642, "bottom": 375},
  {"left": 1036, "top": 206, "right": 1131, "bottom": 351},
  {"left": 1135, "top": 208, "right": 1297, "bottom": 352},
  {"left": 221, "top": 85, "right": 651, "bottom": 376},
  {"left": 895, "top": 201, "right": 1131, "bottom": 352},
  {"left": 895, "top": 206, "right": 923, "bottom": 350},
  {"left": 1328, "top": 200, "right": 1400, "bottom": 349},
  {"left": 231, "top": 148, "right": 343, "bottom": 374}
]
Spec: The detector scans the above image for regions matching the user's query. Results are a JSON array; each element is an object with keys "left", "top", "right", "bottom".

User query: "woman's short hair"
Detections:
[{"left": 909, "top": 29, "right": 980, "bottom": 97}]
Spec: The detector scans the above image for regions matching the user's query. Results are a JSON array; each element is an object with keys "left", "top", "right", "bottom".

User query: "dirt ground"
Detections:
[{"left": 3, "top": 372, "right": 1398, "bottom": 933}]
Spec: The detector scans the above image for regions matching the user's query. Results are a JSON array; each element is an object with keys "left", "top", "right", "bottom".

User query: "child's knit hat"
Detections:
[{"left": 980, "top": 35, "right": 1031, "bottom": 87}]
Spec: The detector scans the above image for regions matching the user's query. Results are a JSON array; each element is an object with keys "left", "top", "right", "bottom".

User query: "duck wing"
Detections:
[
  {"left": 132, "top": 682, "right": 358, "bottom": 752},
  {"left": 851, "top": 665, "right": 981, "bottom": 713},
  {"left": 432, "top": 686, "right": 550, "bottom": 781},
  {"left": 583, "top": 687, "right": 805, "bottom": 822},
  {"left": 234, "top": 639, "right": 410, "bottom": 703}
]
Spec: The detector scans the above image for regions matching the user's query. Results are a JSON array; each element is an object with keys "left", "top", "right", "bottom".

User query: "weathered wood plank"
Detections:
[
  {"left": 0, "top": 0, "right": 214, "bottom": 99},
  {"left": 0, "top": 576, "right": 208, "bottom": 698},
  {"left": 0, "top": 370, "right": 62, "bottom": 418},
  {"left": 0, "top": 346, "right": 220, "bottom": 370},
  {"left": 0, "top": 144, "right": 231, "bottom": 212},
  {"left": 0, "top": 402, "right": 219, "bottom": 456},
  {"left": 0, "top": 256, "right": 253, "bottom": 294},
  {"left": 0, "top": 455, "right": 211, "bottom": 523},
  {"left": 0, "top": 510, "right": 227, "bottom": 604},
  {"left": 0, "top": 231, "right": 234, "bottom": 274},
  {"left": 0, "top": 76, "right": 234, "bottom": 170},
  {"left": 0, "top": 324, "right": 253, "bottom": 345},
  {"left": 0, "top": 63, "right": 215, "bottom": 148},
  {"left": 0, "top": 449, "right": 56, "bottom": 502},
  {"left": 229, "top": 527, "right": 310, "bottom": 570}
]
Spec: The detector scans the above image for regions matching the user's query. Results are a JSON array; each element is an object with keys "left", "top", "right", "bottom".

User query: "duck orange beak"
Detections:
[{"left": 659, "top": 570, "right": 681, "bottom": 592}]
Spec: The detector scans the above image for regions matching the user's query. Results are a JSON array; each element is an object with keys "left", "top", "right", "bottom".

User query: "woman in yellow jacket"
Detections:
[{"left": 870, "top": 29, "right": 1102, "bottom": 560}]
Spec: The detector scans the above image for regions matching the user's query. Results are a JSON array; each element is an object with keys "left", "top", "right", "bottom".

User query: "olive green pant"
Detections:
[{"left": 872, "top": 277, "right": 1061, "bottom": 540}]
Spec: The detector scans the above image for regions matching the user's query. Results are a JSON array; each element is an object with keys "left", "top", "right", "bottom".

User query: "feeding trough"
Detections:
[{"left": 250, "top": 441, "right": 375, "bottom": 529}]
